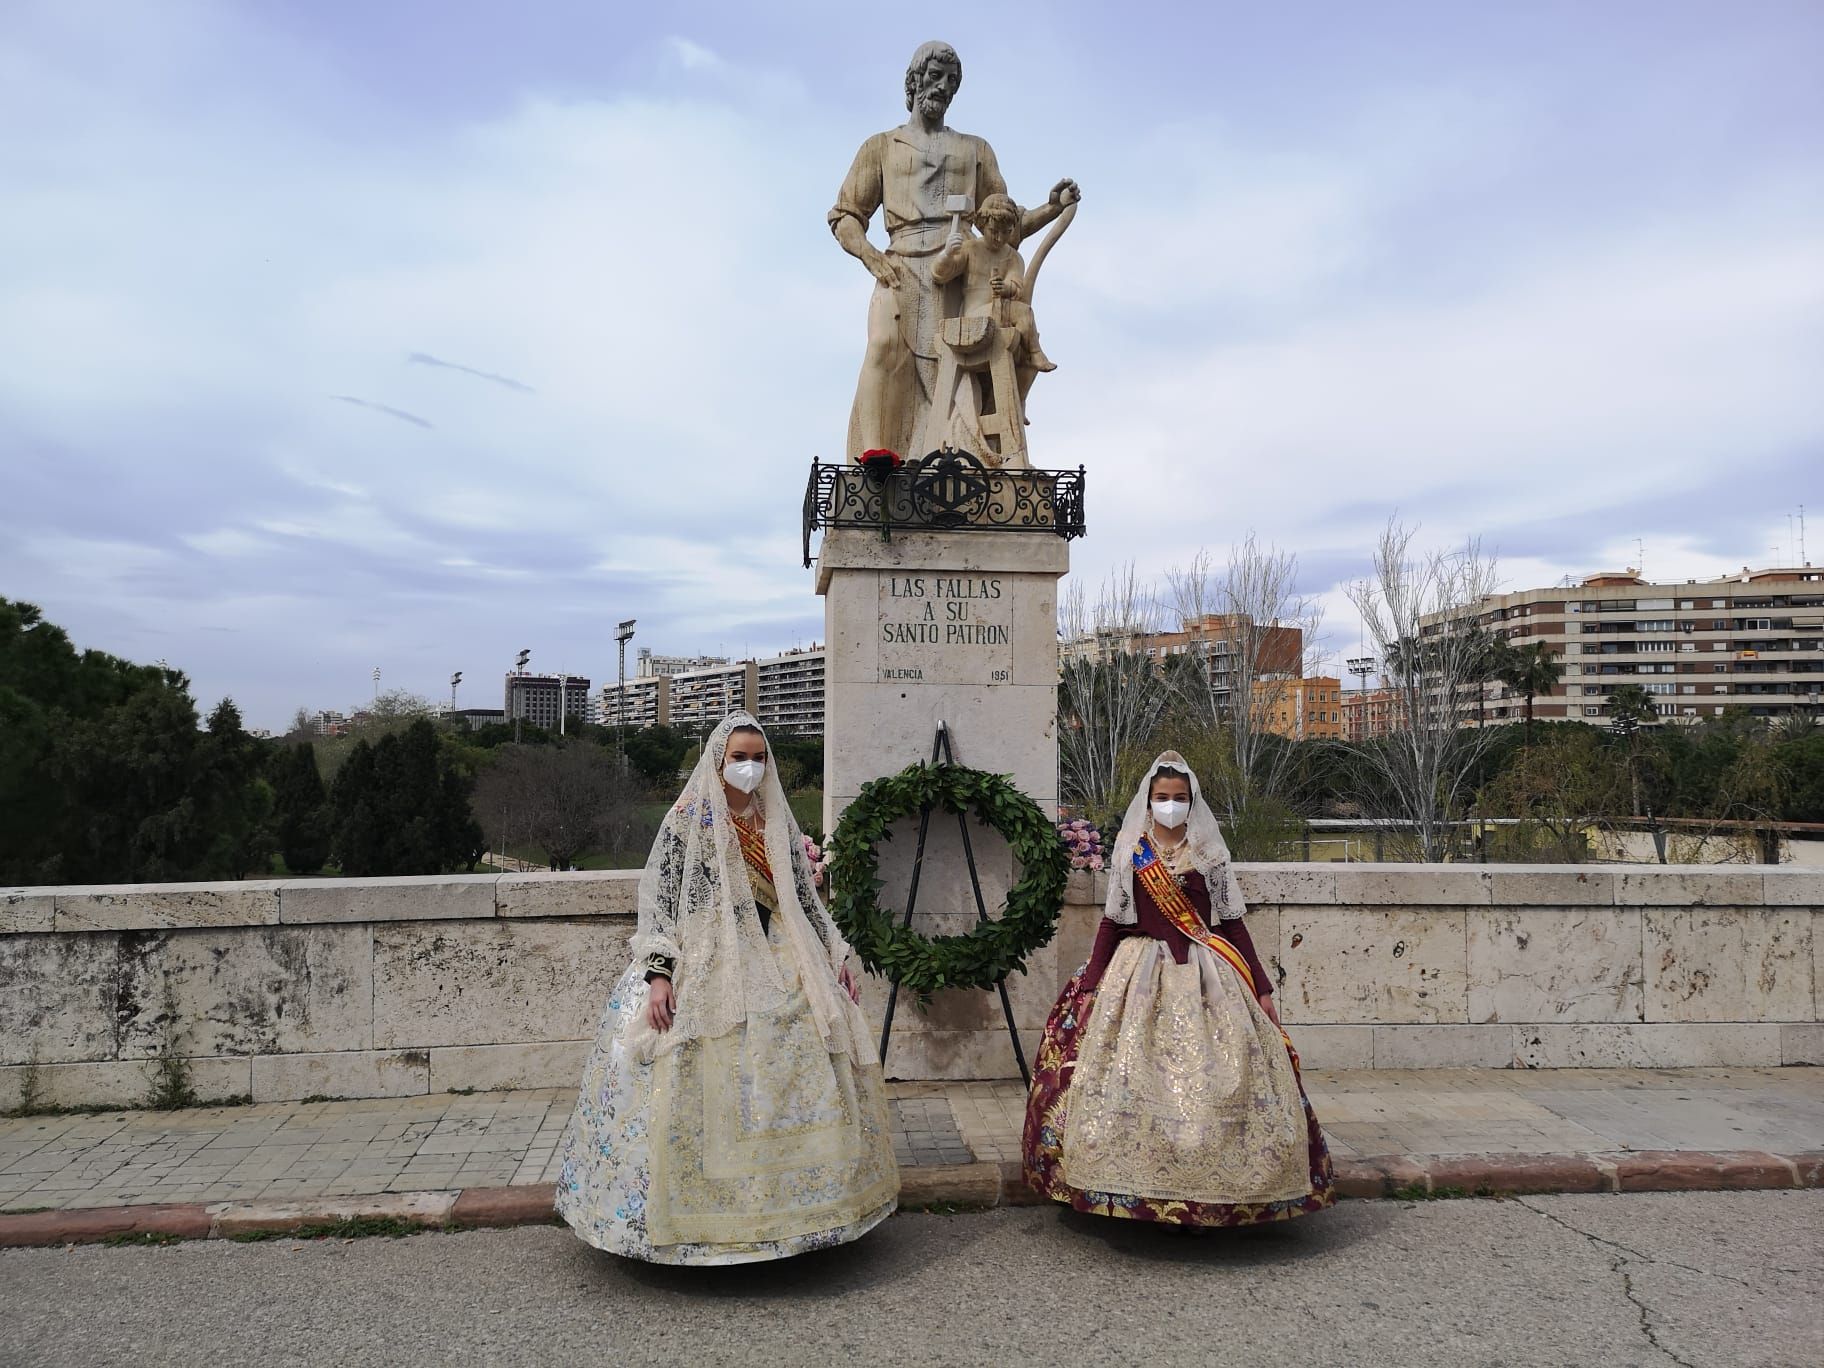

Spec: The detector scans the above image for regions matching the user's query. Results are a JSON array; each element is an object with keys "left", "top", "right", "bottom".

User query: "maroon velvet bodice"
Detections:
[{"left": 1083, "top": 867, "right": 1271, "bottom": 996}]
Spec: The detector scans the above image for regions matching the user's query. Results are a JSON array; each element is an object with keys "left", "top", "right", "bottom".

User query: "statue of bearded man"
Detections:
[{"left": 829, "top": 41, "right": 1079, "bottom": 463}]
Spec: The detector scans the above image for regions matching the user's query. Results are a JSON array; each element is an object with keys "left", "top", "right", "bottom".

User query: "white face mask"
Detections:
[
  {"left": 1150, "top": 798, "right": 1190, "bottom": 830},
  {"left": 724, "top": 759, "right": 766, "bottom": 794}
]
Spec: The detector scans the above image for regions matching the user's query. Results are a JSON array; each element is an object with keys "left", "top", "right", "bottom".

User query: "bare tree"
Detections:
[
  {"left": 366, "top": 688, "right": 435, "bottom": 722},
  {"left": 473, "top": 743, "right": 637, "bottom": 871},
  {"left": 1165, "top": 537, "right": 1325, "bottom": 830},
  {"left": 1057, "top": 564, "right": 1171, "bottom": 820},
  {"left": 1346, "top": 518, "right": 1503, "bottom": 861},
  {"left": 1476, "top": 727, "right": 1627, "bottom": 862},
  {"left": 281, "top": 706, "right": 321, "bottom": 747}
]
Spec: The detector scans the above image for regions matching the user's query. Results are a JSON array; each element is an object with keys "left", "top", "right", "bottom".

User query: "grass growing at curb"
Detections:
[
  {"left": 100, "top": 1231, "right": 184, "bottom": 1247},
  {"left": 1389, "top": 1184, "right": 1503, "bottom": 1201},
  {"left": 229, "top": 1215, "right": 430, "bottom": 1243}
]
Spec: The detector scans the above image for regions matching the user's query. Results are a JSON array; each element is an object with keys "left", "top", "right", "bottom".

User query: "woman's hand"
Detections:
[
  {"left": 1257, "top": 992, "right": 1280, "bottom": 1026},
  {"left": 837, "top": 963, "right": 861, "bottom": 1004},
  {"left": 646, "top": 976, "right": 675, "bottom": 1031}
]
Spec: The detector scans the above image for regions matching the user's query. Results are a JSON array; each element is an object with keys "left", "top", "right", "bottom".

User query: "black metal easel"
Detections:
[{"left": 877, "top": 722, "right": 1031, "bottom": 1087}]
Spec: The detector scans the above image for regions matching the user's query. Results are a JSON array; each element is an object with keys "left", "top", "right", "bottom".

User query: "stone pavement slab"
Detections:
[{"left": 0, "top": 1068, "right": 1818, "bottom": 1245}]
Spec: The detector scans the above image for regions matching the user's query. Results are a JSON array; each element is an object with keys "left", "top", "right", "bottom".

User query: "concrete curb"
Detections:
[{"left": 3, "top": 1153, "right": 1819, "bottom": 1249}]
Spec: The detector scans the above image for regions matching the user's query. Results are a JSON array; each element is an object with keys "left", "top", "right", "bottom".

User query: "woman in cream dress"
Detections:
[
  {"left": 556, "top": 713, "right": 898, "bottom": 1263},
  {"left": 1023, "top": 752, "right": 1333, "bottom": 1226}
]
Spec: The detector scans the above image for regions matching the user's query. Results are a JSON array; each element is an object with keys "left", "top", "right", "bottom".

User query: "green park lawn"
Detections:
[{"left": 484, "top": 791, "right": 825, "bottom": 872}]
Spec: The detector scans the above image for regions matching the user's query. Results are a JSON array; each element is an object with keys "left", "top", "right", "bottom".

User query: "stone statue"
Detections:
[
  {"left": 924, "top": 193, "right": 1067, "bottom": 467},
  {"left": 829, "top": 41, "right": 1080, "bottom": 466}
]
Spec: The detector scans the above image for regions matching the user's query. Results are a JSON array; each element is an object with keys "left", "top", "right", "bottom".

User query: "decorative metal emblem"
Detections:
[
  {"left": 908, "top": 448, "right": 991, "bottom": 528},
  {"left": 801, "top": 455, "right": 1086, "bottom": 567}
]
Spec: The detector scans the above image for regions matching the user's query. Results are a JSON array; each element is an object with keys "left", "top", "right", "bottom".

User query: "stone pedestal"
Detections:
[{"left": 816, "top": 526, "right": 1069, "bottom": 1078}]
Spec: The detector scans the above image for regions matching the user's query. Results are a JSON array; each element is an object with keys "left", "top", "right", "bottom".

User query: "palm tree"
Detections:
[
  {"left": 1498, "top": 641, "right": 1564, "bottom": 747},
  {"left": 1606, "top": 682, "right": 1658, "bottom": 817},
  {"left": 1465, "top": 628, "right": 1510, "bottom": 730},
  {"left": 1771, "top": 704, "right": 1821, "bottom": 743},
  {"left": 1606, "top": 682, "right": 1657, "bottom": 739}
]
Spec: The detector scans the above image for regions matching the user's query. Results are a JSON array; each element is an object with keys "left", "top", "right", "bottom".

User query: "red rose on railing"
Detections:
[{"left": 859, "top": 448, "right": 903, "bottom": 475}]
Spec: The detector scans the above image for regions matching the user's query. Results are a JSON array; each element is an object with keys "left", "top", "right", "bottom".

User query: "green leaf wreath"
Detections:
[{"left": 826, "top": 761, "right": 1069, "bottom": 995}]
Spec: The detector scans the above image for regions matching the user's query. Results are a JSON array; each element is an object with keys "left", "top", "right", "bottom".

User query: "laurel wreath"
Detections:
[{"left": 826, "top": 762, "right": 1069, "bottom": 995}]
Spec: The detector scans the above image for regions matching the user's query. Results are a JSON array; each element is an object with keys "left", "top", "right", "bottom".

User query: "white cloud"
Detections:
[
  {"left": 665, "top": 36, "right": 724, "bottom": 72},
  {"left": 1, "top": 6, "right": 1818, "bottom": 727},
  {"left": 180, "top": 529, "right": 270, "bottom": 557}
]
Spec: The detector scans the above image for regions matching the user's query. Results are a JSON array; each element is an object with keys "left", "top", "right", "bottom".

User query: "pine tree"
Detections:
[
  {"left": 328, "top": 722, "right": 481, "bottom": 875},
  {"left": 275, "top": 744, "right": 331, "bottom": 875},
  {"left": 331, "top": 740, "right": 383, "bottom": 876}
]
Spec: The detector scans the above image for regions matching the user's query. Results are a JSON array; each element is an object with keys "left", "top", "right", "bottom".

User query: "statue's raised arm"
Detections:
[{"left": 829, "top": 42, "right": 1080, "bottom": 467}]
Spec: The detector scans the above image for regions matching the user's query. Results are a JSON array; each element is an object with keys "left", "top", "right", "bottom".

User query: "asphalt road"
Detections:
[{"left": 5, "top": 1194, "right": 1820, "bottom": 1368}]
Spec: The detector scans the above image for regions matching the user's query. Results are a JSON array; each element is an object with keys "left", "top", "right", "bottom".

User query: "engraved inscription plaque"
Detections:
[{"left": 877, "top": 572, "right": 1014, "bottom": 686}]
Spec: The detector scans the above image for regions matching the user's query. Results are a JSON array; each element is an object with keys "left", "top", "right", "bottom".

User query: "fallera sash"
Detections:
[
  {"left": 1132, "top": 836, "right": 1299, "bottom": 1068},
  {"left": 734, "top": 816, "right": 779, "bottom": 915},
  {"left": 1133, "top": 837, "right": 1256, "bottom": 990}
]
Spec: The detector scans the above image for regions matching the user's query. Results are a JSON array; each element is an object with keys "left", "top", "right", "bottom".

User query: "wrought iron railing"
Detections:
[{"left": 802, "top": 450, "right": 1087, "bottom": 566}]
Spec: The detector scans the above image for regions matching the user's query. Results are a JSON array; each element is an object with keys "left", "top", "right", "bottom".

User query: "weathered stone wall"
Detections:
[{"left": 2, "top": 866, "right": 1818, "bottom": 1107}]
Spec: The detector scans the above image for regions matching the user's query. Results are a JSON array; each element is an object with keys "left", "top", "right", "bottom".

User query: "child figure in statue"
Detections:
[{"left": 933, "top": 192, "right": 1057, "bottom": 387}]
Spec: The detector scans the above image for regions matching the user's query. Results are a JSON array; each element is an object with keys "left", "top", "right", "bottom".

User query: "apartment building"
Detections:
[
  {"left": 601, "top": 647, "right": 828, "bottom": 737},
  {"left": 600, "top": 674, "right": 667, "bottom": 730},
  {"left": 637, "top": 649, "right": 730, "bottom": 678},
  {"left": 1340, "top": 687, "right": 1404, "bottom": 742},
  {"left": 1425, "top": 565, "right": 1824, "bottom": 727},
  {"left": 1062, "top": 613, "right": 1305, "bottom": 712},
  {"left": 1260, "top": 675, "right": 1344, "bottom": 740},
  {"left": 668, "top": 660, "right": 759, "bottom": 734},
  {"left": 504, "top": 673, "right": 592, "bottom": 730},
  {"left": 755, "top": 647, "right": 826, "bottom": 736}
]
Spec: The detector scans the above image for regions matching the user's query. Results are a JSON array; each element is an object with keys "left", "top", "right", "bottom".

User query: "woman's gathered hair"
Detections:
[{"left": 1149, "top": 765, "right": 1190, "bottom": 798}]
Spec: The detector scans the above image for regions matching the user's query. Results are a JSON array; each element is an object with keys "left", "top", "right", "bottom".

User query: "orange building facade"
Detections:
[{"left": 1258, "top": 675, "right": 1343, "bottom": 741}]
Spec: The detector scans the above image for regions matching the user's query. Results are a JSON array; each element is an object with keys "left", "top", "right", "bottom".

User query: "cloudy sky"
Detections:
[{"left": 4, "top": 0, "right": 1820, "bottom": 730}]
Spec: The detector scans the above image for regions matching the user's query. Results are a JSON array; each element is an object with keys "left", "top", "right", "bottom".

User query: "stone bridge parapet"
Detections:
[{"left": 2, "top": 866, "right": 1818, "bottom": 1108}]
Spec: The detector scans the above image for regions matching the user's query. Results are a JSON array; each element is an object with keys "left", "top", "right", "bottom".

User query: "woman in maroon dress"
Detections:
[{"left": 1023, "top": 752, "right": 1334, "bottom": 1225}]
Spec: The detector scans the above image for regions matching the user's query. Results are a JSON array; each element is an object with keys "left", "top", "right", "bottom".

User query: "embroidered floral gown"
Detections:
[
  {"left": 1023, "top": 838, "right": 1334, "bottom": 1225},
  {"left": 555, "top": 806, "right": 898, "bottom": 1264}
]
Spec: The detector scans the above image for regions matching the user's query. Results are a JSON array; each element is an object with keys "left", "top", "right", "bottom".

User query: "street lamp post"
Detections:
[
  {"left": 450, "top": 671, "right": 462, "bottom": 728},
  {"left": 513, "top": 648, "right": 530, "bottom": 743},
  {"left": 615, "top": 619, "right": 637, "bottom": 759},
  {"left": 1346, "top": 654, "right": 1375, "bottom": 742}
]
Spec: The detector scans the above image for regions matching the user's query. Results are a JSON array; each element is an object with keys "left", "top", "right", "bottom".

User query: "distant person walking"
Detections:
[
  {"left": 1023, "top": 752, "right": 1335, "bottom": 1226},
  {"left": 555, "top": 712, "right": 897, "bottom": 1264}
]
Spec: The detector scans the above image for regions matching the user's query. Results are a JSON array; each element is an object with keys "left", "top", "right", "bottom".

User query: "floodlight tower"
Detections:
[
  {"left": 1346, "top": 654, "right": 1375, "bottom": 741},
  {"left": 615, "top": 620, "right": 637, "bottom": 745},
  {"left": 513, "top": 648, "right": 530, "bottom": 742}
]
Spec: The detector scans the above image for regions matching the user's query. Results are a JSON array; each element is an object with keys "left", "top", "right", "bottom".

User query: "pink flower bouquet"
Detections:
[
  {"left": 801, "top": 833, "right": 828, "bottom": 889},
  {"left": 1056, "top": 818, "right": 1105, "bottom": 871}
]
